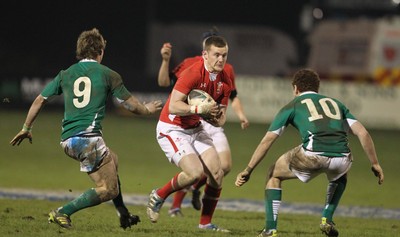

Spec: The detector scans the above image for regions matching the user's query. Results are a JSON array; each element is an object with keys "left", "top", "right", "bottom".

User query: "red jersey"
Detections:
[
  {"left": 159, "top": 59, "right": 233, "bottom": 128},
  {"left": 172, "top": 56, "right": 236, "bottom": 91}
]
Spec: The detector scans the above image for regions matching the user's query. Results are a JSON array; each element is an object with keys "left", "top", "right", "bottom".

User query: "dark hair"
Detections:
[
  {"left": 76, "top": 28, "right": 107, "bottom": 60},
  {"left": 202, "top": 26, "right": 220, "bottom": 41},
  {"left": 203, "top": 35, "right": 228, "bottom": 51},
  {"left": 292, "top": 69, "right": 320, "bottom": 93}
]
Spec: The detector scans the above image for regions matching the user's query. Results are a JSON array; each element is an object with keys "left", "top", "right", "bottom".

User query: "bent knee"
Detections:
[
  {"left": 217, "top": 169, "right": 224, "bottom": 181},
  {"left": 97, "top": 183, "right": 119, "bottom": 201},
  {"left": 222, "top": 164, "right": 232, "bottom": 176},
  {"left": 109, "top": 185, "right": 119, "bottom": 198},
  {"left": 186, "top": 170, "right": 204, "bottom": 184},
  {"left": 210, "top": 169, "right": 224, "bottom": 186}
]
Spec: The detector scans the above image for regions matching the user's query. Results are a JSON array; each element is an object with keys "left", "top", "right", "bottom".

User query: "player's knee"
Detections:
[
  {"left": 110, "top": 184, "right": 119, "bottom": 198},
  {"left": 219, "top": 151, "right": 232, "bottom": 175},
  {"left": 211, "top": 169, "right": 224, "bottom": 186},
  {"left": 222, "top": 165, "right": 231, "bottom": 176},
  {"left": 185, "top": 169, "right": 204, "bottom": 184},
  {"left": 95, "top": 185, "right": 118, "bottom": 202},
  {"left": 267, "top": 163, "right": 276, "bottom": 179},
  {"left": 102, "top": 181, "right": 119, "bottom": 201},
  {"left": 101, "top": 187, "right": 118, "bottom": 202}
]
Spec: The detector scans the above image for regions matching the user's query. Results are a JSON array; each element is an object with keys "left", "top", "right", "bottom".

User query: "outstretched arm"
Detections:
[
  {"left": 235, "top": 132, "right": 279, "bottom": 187},
  {"left": 10, "top": 94, "right": 47, "bottom": 146},
  {"left": 157, "top": 43, "right": 172, "bottom": 87},
  {"left": 121, "top": 96, "right": 163, "bottom": 115},
  {"left": 350, "top": 121, "right": 384, "bottom": 185}
]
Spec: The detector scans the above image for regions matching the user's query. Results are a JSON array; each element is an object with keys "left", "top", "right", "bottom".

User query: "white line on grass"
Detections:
[{"left": 0, "top": 187, "right": 398, "bottom": 220}]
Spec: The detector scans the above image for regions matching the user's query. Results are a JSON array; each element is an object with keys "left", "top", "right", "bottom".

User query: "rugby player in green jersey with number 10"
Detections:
[
  {"left": 10, "top": 28, "right": 163, "bottom": 230},
  {"left": 235, "top": 68, "right": 384, "bottom": 237}
]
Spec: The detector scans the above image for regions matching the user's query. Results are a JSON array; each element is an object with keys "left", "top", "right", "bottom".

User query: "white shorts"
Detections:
[
  {"left": 60, "top": 135, "right": 109, "bottom": 172},
  {"left": 288, "top": 146, "right": 353, "bottom": 182},
  {"left": 156, "top": 121, "right": 214, "bottom": 165},
  {"left": 201, "top": 120, "right": 230, "bottom": 153}
]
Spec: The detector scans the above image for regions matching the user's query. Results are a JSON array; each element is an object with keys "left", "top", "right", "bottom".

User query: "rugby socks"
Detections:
[
  {"left": 171, "top": 190, "right": 187, "bottom": 210},
  {"left": 322, "top": 175, "right": 347, "bottom": 221},
  {"left": 265, "top": 188, "right": 282, "bottom": 231},
  {"left": 157, "top": 173, "right": 180, "bottom": 199},
  {"left": 58, "top": 188, "right": 101, "bottom": 216},
  {"left": 199, "top": 184, "right": 221, "bottom": 225},
  {"left": 171, "top": 175, "right": 207, "bottom": 210}
]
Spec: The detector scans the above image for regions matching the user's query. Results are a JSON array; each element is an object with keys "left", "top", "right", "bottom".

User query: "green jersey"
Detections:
[
  {"left": 269, "top": 92, "right": 357, "bottom": 157},
  {"left": 41, "top": 60, "right": 131, "bottom": 140}
]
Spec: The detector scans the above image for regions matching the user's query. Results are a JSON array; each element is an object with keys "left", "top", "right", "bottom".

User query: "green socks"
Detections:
[
  {"left": 265, "top": 188, "right": 282, "bottom": 230},
  {"left": 59, "top": 188, "right": 101, "bottom": 216},
  {"left": 322, "top": 175, "right": 347, "bottom": 221}
]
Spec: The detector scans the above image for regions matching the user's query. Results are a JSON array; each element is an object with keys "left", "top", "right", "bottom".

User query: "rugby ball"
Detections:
[{"left": 187, "top": 89, "right": 215, "bottom": 107}]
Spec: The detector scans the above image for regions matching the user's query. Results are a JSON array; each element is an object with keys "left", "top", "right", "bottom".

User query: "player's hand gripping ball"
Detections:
[{"left": 187, "top": 89, "right": 216, "bottom": 117}]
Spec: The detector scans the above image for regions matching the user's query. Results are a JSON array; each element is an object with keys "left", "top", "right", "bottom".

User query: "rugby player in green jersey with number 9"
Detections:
[{"left": 10, "top": 28, "right": 163, "bottom": 230}]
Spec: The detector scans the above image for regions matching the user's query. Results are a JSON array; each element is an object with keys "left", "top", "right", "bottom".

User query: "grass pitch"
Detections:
[
  {"left": 1, "top": 110, "right": 399, "bottom": 236},
  {"left": 1, "top": 199, "right": 398, "bottom": 237}
]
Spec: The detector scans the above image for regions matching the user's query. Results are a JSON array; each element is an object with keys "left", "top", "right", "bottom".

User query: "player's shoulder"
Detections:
[
  {"left": 182, "top": 59, "right": 204, "bottom": 74},
  {"left": 93, "top": 63, "right": 121, "bottom": 78},
  {"left": 92, "top": 63, "right": 123, "bottom": 83},
  {"left": 182, "top": 55, "right": 202, "bottom": 64},
  {"left": 319, "top": 93, "right": 345, "bottom": 105}
]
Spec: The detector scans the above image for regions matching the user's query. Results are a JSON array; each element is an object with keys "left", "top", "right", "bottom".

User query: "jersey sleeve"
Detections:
[
  {"left": 268, "top": 102, "right": 295, "bottom": 135},
  {"left": 108, "top": 70, "right": 132, "bottom": 101},
  {"left": 337, "top": 99, "right": 357, "bottom": 127},
  {"left": 174, "top": 67, "right": 199, "bottom": 95},
  {"left": 41, "top": 71, "right": 63, "bottom": 99},
  {"left": 173, "top": 56, "right": 201, "bottom": 78}
]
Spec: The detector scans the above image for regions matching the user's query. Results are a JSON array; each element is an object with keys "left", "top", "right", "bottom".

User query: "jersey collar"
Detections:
[
  {"left": 80, "top": 59, "right": 97, "bottom": 62},
  {"left": 299, "top": 91, "right": 318, "bottom": 96}
]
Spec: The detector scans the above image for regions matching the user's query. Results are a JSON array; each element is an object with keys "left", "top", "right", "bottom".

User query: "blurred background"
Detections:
[{"left": 1, "top": 0, "right": 400, "bottom": 129}]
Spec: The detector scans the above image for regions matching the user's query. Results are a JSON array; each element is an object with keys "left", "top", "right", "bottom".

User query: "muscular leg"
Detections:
[
  {"left": 108, "top": 150, "right": 126, "bottom": 209},
  {"left": 88, "top": 152, "right": 119, "bottom": 201},
  {"left": 198, "top": 147, "right": 224, "bottom": 225},
  {"left": 105, "top": 150, "right": 140, "bottom": 228},
  {"left": 322, "top": 174, "right": 347, "bottom": 222},
  {"left": 175, "top": 148, "right": 231, "bottom": 214},
  {"left": 148, "top": 152, "right": 205, "bottom": 223},
  {"left": 58, "top": 153, "right": 118, "bottom": 216},
  {"left": 157, "top": 153, "right": 204, "bottom": 199},
  {"left": 187, "top": 139, "right": 231, "bottom": 212},
  {"left": 264, "top": 152, "right": 297, "bottom": 231},
  {"left": 218, "top": 150, "right": 232, "bottom": 176},
  {"left": 191, "top": 150, "right": 230, "bottom": 190},
  {"left": 170, "top": 167, "right": 209, "bottom": 213},
  {"left": 199, "top": 148, "right": 223, "bottom": 188}
]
